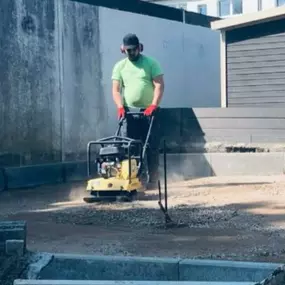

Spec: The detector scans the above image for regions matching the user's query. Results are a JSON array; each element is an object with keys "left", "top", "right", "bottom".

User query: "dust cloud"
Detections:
[{"left": 68, "top": 183, "right": 87, "bottom": 203}]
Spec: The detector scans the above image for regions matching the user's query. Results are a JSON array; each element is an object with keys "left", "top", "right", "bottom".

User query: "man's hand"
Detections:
[
  {"left": 143, "top": 74, "right": 164, "bottom": 116},
  {"left": 144, "top": 104, "right": 157, "bottom": 116},
  {"left": 118, "top": 107, "right": 125, "bottom": 119}
]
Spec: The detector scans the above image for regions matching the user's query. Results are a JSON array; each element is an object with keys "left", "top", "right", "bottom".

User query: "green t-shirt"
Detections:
[{"left": 111, "top": 55, "right": 163, "bottom": 108}]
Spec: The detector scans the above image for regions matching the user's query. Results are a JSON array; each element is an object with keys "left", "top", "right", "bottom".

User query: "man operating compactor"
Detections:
[{"left": 111, "top": 33, "right": 165, "bottom": 188}]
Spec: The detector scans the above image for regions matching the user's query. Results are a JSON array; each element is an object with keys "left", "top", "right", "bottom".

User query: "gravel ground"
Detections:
[{"left": 1, "top": 175, "right": 285, "bottom": 262}]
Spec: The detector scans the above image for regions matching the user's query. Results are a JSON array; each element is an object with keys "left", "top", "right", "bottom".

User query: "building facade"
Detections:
[{"left": 148, "top": 0, "right": 285, "bottom": 17}]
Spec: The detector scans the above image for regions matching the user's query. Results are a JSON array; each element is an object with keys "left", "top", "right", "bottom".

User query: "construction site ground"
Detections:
[{"left": 2, "top": 175, "right": 285, "bottom": 263}]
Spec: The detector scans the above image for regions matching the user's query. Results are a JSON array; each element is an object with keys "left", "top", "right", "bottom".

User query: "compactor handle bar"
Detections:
[
  {"left": 118, "top": 111, "right": 154, "bottom": 124},
  {"left": 117, "top": 111, "right": 155, "bottom": 159},
  {"left": 116, "top": 111, "right": 154, "bottom": 134},
  {"left": 125, "top": 111, "right": 145, "bottom": 115}
]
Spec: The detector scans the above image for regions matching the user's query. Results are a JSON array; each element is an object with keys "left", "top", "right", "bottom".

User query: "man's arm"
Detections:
[
  {"left": 152, "top": 74, "right": 164, "bottom": 106},
  {"left": 112, "top": 80, "right": 123, "bottom": 108},
  {"left": 151, "top": 59, "right": 164, "bottom": 106},
  {"left": 111, "top": 62, "right": 123, "bottom": 108}
]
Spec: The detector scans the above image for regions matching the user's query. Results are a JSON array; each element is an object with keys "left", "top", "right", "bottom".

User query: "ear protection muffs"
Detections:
[
  {"left": 120, "top": 44, "right": 125, "bottom": 53},
  {"left": 120, "top": 43, "right": 144, "bottom": 53}
]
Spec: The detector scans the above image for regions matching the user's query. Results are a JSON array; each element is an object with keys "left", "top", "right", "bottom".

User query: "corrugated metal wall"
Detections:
[{"left": 226, "top": 18, "right": 285, "bottom": 107}]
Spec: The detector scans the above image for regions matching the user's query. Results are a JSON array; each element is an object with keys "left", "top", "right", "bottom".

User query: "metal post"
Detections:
[
  {"left": 182, "top": 8, "right": 185, "bottom": 23},
  {"left": 128, "top": 142, "right": 131, "bottom": 184},
  {"left": 163, "top": 139, "right": 168, "bottom": 212},
  {"left": 87, "top": 143, "right": 91, "bottom": 178}
]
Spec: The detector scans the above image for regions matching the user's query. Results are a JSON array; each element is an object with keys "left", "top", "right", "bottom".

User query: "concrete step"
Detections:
[
  {"left": 158, "top": 152, "right": 285, "bottom": 180},
  {"left": 14, "top": 281, "right": 256, "bottom": 285}
]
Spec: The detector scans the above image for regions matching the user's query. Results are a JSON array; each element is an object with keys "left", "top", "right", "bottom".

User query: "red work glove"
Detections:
[
  {"left": 144, "top": 104, "right": 157, "bottom": 116},
  {"left": 117, "top": 107, "right": 125, "bottom": 119}
]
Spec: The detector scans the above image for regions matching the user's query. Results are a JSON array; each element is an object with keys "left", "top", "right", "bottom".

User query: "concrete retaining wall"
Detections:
[
  {"left": 159, "top": 108, "right": 285, "bottom": 154},
  {"left": 18, "top": 253, "right": 281, "bottom": 283},
  {"left": 1, "top": 151, "right": 285, "bottom": 190},
  {"left": 162, "top": 152, "right": 285, "bottom": 181},
  {"left": 1, "top": 161, "right": 94, "bottom": 190}
]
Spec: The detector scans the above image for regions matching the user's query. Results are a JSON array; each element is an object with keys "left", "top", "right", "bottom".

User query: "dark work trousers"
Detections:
[{"left": 120, "top": 107, "right": 161, "bottom": 184}]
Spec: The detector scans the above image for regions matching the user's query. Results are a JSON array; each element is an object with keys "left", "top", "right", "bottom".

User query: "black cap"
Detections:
[{"left": 123, "top": 33, "right": 139, "bottom": 49}]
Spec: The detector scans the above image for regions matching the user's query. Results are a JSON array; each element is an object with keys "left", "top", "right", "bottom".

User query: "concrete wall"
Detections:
[
  {"left": 0, "top": 0, "right": 62, "bottom": 166},
  {"left": 159, "top": 107, "right": 285, "bottom": 154},
  {"left": 159, "top": 107, "right": 285, "bottom": 179},
  {"left": 60, "top": 1, "right": 107, "bottom": 161},
  {"left": 0, "top": 0, "right": 107, "bottom": 166},
  {"left": 0, "top": 0, "right": 220, "bottom": 168}
]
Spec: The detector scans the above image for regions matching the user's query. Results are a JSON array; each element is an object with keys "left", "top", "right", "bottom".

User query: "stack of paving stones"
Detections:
[{"left": 0, "top": 221, "right": 29, "bottom": 285}]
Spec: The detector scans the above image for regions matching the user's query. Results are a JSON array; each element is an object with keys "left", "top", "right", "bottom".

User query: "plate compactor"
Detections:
[{"left": 83, "top": 111, "right": 154, "bottom": 203}]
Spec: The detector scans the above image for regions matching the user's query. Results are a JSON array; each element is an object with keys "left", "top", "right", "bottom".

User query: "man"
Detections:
[{"left": 111, "top": 33, "right": 164, "bottom": 188}]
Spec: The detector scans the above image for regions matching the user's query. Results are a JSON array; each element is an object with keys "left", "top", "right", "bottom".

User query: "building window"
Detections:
[
  {"left": 218, "top": 0, "right": 231, "bottom": 16},
  {"left": 176, "top": 3, "right": 187, "bottom": 9},
  {"left": 276, "top": 0, "right": 285, "bottom": 6},
  {"left": 232, "top": 0, "right": 243, "bottom": 14},
  {"left": 197, "top": 4, "right": 207, "bottom": 14},
  {"left": 258, "top": 0, "right": 262, "bottom": 10},
  {"left": 218, "top": 0, "right": 243, "bottom": 16}
]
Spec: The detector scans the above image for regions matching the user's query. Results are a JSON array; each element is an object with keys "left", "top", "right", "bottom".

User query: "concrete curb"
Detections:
[
  {"left": 179, "top": 259, "right": 280, "bottom": 282},
  {"left": 37, "top": 254, "right": 180, "bottom": 281},
  {"left": 26, "top": 253, "right": 281, "bottom": 283}
]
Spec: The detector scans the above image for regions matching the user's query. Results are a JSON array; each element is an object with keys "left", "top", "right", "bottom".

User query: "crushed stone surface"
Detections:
[{"left": 2, "top": 175, "right": 285, "bottom": 262}]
